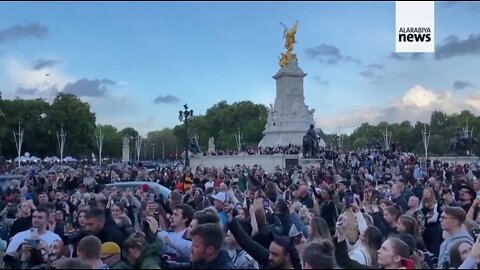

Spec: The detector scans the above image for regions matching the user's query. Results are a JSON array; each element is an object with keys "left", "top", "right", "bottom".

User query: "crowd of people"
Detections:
[
  {"left": 204, "top": 145, "right": 302, "bottom": 156},
  {"left": 1, "top": 147, "right": 480, "bottom": 269}
]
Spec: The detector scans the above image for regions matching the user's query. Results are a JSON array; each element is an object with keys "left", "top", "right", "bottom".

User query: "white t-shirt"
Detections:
[
  {"left": 205, "top": 181, "right": 214, "bottom": 190},
  {"left": 6, "top": 229, "right": 62, "bottom": 255}
]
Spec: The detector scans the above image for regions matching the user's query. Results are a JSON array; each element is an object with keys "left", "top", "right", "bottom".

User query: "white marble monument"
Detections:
[
  {"left": 208, "top": 137, "right": 216, "bottom": 153},
  {"left": 259, "top": 22, "right": 315, "bottom": 147},
  {"left": 122, "top": 137, "right": 130, "bottom": 162}
]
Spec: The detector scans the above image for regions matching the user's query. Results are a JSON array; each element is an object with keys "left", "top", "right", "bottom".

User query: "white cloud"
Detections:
[
  {"left": 2, "top": 57, "right": 149, "bottom": 133},
  {"left": 316, "top": 84, "right": 480, "bottom": 134},
  {"left": 399, "top": 85, "right": 439, "bottom": 107},
  {"left": 6, "top": 58, "right": 74, "bottom": 95}
]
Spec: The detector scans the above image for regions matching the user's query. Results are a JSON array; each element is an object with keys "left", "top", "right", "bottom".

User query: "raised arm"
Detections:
[{"left": 229, "top": 218, "right": 269, "bottom": 266}]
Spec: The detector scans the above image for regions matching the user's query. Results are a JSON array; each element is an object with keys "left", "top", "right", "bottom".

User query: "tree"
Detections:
[
  {"left": 49, "top": 93, "right": 96, "bottom": 158},
  {"left": 145, "top": 128, "right": 177, "bottom": 160},
  {"left": 119, "top": 127, "right": 139, "bottom": 139},
  {"left": 173, "top": 101, "right": 267, "bottom": 151},
  {"left": 96, "top": 125, "right": 122, "bottom": 159}
]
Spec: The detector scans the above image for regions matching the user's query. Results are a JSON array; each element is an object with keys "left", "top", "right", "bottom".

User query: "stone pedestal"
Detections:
[
  {"left": 258, "top": 59, "right": 315, "bottom": 147},
  {"left": 429, "top": 156, "right": 479, "bottom": 165},
  {"left": 122, "top": 137, "right": 130, "bottom": 163},
  {"left": 208, "top": 137, "right": 215, "bottom": 153}
]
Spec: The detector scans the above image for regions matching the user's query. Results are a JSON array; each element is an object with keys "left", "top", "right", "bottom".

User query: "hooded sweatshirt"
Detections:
[{"left": 437, "top": 228, "right": 474, "bottom": 269}]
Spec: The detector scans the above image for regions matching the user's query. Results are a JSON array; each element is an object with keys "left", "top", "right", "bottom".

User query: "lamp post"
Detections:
[
  {"left": 56, "top": 124, "right": 66, "bottom": 164},
  {"left": 13, "top": 122, "right": 24, "bottom": 166},
  {"left": 235, "top": 129, "right": 243, "bottom": 152},
  {"left": 422, "top": 124, "right": 431, "bottom": 170},
  {"left": 336, "top": 126, "right": 344, "bottom": 150},
  {"left": 95, "top": 128, "right": 104, "bottom": 166},
  {"left": 179, "top": 104, "right": 193, "bottom": 166},
  {"left": 463, "top": 121, "right": 473, "bottom": 138},
  {"left": 382, "top": 126, "right": 392, "bottom": 150},
  {"left": 151, "top": 142, "right": 155, "bottom": 160},
  {"left": 135, "top": 135, "right": 142, "bottom": 163}
]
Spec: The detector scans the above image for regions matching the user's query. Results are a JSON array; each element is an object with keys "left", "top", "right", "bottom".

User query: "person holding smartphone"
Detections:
[{"left": 6, "top": 207, "right": 62, "bottom": 268}]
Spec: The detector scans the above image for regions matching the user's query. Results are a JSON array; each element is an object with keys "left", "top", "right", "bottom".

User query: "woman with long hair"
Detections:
[
  {"left": 73, "top": 209, "right": 87, "bottom": 231},
  {"left": 347, "top": 222, "right": 383, "bottom": 267},
  {"left": 236, "top": 207, "right": 250, "bottom": 222},
  {"left": 449, "top": 240, "right": 473, "bottom": 269},
  {"left": 111, "top": 203, "right": 127, "bottom": 223},
  {"left": 111, "top": 202, "right": 134, "bottom": 237},
  {"left": 308, "top": 217, "right": 332, "bottom": 241},
  {"left": 335, "top": 217, "right": 417, "bottom": 269},
  {"left": 275, "top": 199, "right": 292, "bottom": 236},
  {"left": 320, "top": 187, "right": 339, "bottom": 236},
  {"left": 383, "top": 206, "right": 402, "bottom": 236},
  {"left": 377, "top": 237, "right": 415, "bottom": 269},
  {"left": 397, "top": 215, "right": 425, "bottom": 249},
  {"left": 420, "top": 187, "right": 443, "bottom": 257}
]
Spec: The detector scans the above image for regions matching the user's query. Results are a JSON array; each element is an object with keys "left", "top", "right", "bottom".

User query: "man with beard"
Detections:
[
  {"left": 72, "top": 207, "right": 124, "bottom": 255},
  {"left": 268, "top": 235, "right": 297, "bottom": 269},
  {"left": 190, "top": 223, "right": 234, "bottom": 268}
]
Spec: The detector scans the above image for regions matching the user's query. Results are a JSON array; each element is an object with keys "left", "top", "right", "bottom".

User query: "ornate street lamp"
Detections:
[{"left": 178, "top": 104, "right": 193, "bottom": 166}]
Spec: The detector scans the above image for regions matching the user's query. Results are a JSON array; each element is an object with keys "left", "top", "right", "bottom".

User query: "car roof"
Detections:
[{"left": 105, "top": 181, "right": 171, "bottom": 201}]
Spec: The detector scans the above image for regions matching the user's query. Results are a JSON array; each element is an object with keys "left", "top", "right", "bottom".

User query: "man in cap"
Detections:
[
  {"left": 101, "top": 242, "right": 123, "bottom": 268},
  {"left": 211, "top": 192, "right": 229, "bottom": 229}
]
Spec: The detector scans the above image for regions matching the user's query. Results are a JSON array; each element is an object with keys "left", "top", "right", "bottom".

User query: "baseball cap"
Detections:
[
  {"left": 211, "top": 192, "right": 227, "bottom": 203},
  {"left": 101, "top": 242, "right": 121, "bottom": 258}
]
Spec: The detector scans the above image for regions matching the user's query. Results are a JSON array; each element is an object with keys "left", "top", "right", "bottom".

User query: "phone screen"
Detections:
[
  {"left": 263, "top": 199, "right": 270, "bottom": 209},
  {"left": 26, "top": 239, "right": 39, "bottom": 249},
  {"left": 476, "top": 192, "right": 480, "bottom": 200},
  {"left": 473, "top": 229, "right": 480, "bottom": 240},
  {"left": 346, "top": 191, "right": 354, "bottom": 205}
]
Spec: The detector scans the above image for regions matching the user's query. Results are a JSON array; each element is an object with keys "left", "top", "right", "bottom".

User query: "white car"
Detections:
[{"left": 105, "top": 181, "right": 171, "bottom": 203}]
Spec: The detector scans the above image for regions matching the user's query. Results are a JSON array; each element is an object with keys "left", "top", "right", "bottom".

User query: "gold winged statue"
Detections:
[{"left": 279, "top": 21, "right": 298, "bottom": 68}]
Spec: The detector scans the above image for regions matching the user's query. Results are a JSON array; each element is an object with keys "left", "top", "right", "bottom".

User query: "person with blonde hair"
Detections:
[{"left": 420, "top": 187, "right": 443, "bottom": 257}]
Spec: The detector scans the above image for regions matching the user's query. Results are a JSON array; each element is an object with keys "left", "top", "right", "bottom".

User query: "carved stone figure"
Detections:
[
  {"left": 208, "top": 137, "right": 215, "bottom": 153},
  {"left": 449, "top": 128, "right": 478, "bottom": 155},
  {"left": 278, "top": 21, "right": 298, "bottom": 68}
]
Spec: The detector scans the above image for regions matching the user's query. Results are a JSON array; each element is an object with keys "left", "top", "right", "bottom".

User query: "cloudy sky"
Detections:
[{"left": 1, "top": 1, "right": 479, "bottom": 135}]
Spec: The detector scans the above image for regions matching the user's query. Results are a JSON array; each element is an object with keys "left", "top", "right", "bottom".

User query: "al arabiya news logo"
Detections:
[{"left": 398, "top": 27, "right": 432, "bottom": 43}]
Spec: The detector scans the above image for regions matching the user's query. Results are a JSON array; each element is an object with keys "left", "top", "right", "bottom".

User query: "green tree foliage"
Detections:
[
  {"left": 118, "top": 127, "right": 139, "bottom": 139},
  {"left": 173, "top": 101, "right": 268, "bottom": 151},
  {"left": 2, "top": 92, "right": 480, "bottom": 160},
  {"left": 0, "top": 94, "right": 96, "bottom": 159},
  {"left": 342, "top": 111, "right": 480, "bottom": 155},
  {"left": 49, "top": 93, "right": 97, "bottom": 158},
  {"left": 96, "top": 125, "right": 122, "bottom": 158},
  {"left": 143, "top": 128, "right": 177, "bottom": 160}
]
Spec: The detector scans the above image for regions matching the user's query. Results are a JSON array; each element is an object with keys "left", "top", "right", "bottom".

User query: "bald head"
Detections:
[{"left": 299, "top": 185, "right": 309, "bottom": 197}]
